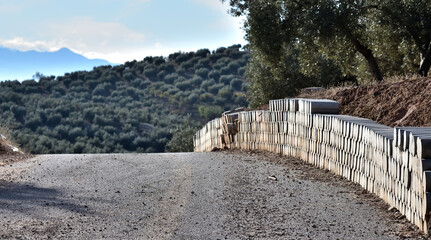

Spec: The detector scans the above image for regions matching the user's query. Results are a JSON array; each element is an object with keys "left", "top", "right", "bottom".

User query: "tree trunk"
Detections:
[
  {"left": 419, "top": 49, "right": 431, "bottom": 77},
  {"left": 350, "top": 38, "right": 383, "bottom": 82}
]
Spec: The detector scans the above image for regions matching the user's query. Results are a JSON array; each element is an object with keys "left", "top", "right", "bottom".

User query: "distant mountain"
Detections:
[{"left": 0, "top": 47, "right": 112, "bottom": 81}]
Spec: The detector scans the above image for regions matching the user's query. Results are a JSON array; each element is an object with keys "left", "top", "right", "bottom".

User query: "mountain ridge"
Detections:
[{"left": 0, "top": 47, "right": 112, "bottom": 81}]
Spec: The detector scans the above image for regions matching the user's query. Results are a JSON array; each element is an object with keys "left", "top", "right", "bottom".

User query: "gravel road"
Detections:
[{"left": 0, "top": 151, "right": 426, "bottom": 239}]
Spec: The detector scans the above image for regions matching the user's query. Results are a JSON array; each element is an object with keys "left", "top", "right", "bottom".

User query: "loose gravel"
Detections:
[{"left": 0, "top": 152, "right": 426, "bottom": 239}]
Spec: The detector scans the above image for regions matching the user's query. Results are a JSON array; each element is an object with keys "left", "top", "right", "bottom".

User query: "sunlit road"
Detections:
[{"left": 0, "top": 152, "right": 415, "bottom": 239}]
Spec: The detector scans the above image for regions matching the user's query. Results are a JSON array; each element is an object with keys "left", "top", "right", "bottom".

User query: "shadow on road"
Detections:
[{"left": 0, "top": 180, "right": 91, "bottom": 215}]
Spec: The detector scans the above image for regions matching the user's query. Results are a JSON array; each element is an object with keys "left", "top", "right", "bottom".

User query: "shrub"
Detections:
[
  {"left": 199, "top": 93, "right": 213, "bottom": 102},
  {"left": 176, "top": 67, "right": 186, "bottom": 76},
  {"left": 237, "top": 66, "right": 246, "bottom": 76},
  {"left": 143, "top": 67, "right": 157, "bottom": 79},
  {"left": 157, "top": 70, "right": 167, "bottom": 80},
  {"left": 220, "top": 66, "right": 231, "bottom": 75},
  {"left": 195, "top": 48, "right": 210, "bottom": 58},
  {"left": 217, "top": 86, "right": 233, "bottom": 100},
  {"left": 208, "top": 70, "right": 221, "bottom": 81},
  {"left": 198, "top": 105, "right": 223, "bottom": 120},
  {"left": 175, "top": 80, "right": 193, "bottom": 91},
  {"left": 230, "top": 78, "right": 243, "bottom": 90},
  {"left": 173, "top": 76, "right": 187, "bottom": 85},
  {"left": 124, "top": 72, "right": 136, "bottom": 81},
  {"left": 175, "top": 53, "right": 192, "bottom": 64},
  {"left": 233, "top": 93, "right": 248, "bottom": 106},
  {"left": 200, "top": 79, "right": 215, "bottom": 90},
  {"left": 164, "top": 73, "right": 179, "bottom": 84},
  {"left": 153, "top": 57, "right": 165, "bottom": 65},
  {"left": 70, "top": 80, "right": 84, "bottom": 88},
  {"left": 208, "top": 83, "right": 224, "bottom": 95},
  {"left": 131, "top": 78, "right": 144, "bottom": 88},
  {"left": 187, "top": 93, "right": 199, "bottom": 103},
  {"left": 195, "top": 68, "right": 210, "bottom": 79},
  {"left": 166, "top": 120, "right": 197, "bottom": 152},
  {"left": 190, "top": 76, "right": 203, "bottom": 86},
  {"left": 219, "top": 75, "right": 235, "bottom": 84},
  {"left": 92, "top": 83, "right": 111, "bottom": 96},
  {"left": 158, "top": 63, "right": 175, "bottom": 73}
]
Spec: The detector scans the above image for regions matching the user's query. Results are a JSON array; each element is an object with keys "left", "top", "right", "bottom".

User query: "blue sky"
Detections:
[{"left": 0, "top": 0, "right": 246, "bottom": 63}]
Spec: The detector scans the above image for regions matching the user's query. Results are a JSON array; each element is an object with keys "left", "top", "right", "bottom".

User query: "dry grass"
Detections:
[
  {"left": 383, "top": 74, "right": 423, "bottom": 84},
  {"left": 0, "top": 124, "right": 22, "bottom": 154},
  {"left": 298, "top": 75, "right": 431, "bottom": 127}
]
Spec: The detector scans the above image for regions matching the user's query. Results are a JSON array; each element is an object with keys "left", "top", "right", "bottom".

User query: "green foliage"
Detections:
[
  {"left": 0, "top": 44, "right": 249, "bottom": 154},
  {"left": 195, "top": 68, "right": 210, "bottom": 78},
  {"left": 208, "top": 70, "right": 221, "bottom": 81},
  {"left": 198, "top": 105, "right": 224, "bottom": 121},
  {"left": 374, "top": 0, "right": 431, "bottom": 76},
  {"left": 217, "top": 86, "right": 233, "bottom": 101},
  {"left": 230, "top": 78, "right": 243, "bottom": 91},
  {"left": 208, "top": 83, "right": 224, "bottom": 95},
  {"left": 224, "top": 0, "right": 431, "bottom": 93},
  {"left": 166, "top": 116, "right": 197, "bottom": 152},
  {"left": 199, "top": 93, "right": 214, "bottom": 102}
]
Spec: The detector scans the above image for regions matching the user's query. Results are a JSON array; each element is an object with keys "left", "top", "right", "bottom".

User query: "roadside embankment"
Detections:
[{"left": 298, "top": 77, "right": 431, "bottom": 127}]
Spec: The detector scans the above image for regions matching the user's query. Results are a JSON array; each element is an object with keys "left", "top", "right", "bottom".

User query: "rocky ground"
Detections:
[
  {"left": 230, "top": 150, "right": 426, "bottom": 239},
  {"left": 0, "top": 140, "right": 32, "bottom": 167}
]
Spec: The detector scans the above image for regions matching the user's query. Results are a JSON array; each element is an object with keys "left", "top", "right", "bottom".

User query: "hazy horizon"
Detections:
[
  {"left": 0, "top": 43, "right": 246, "bottom": 81},
  {"left": 0, "top": 0, "right": 246, "bottom": 64}
]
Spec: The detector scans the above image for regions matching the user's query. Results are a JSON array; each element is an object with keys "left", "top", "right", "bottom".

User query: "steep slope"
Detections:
[
  {"left": 0, "top": 45, "right": 249, "bottom": 154},
  {"left": 298, "top": 77, "right": 431, "bottom": 127}
]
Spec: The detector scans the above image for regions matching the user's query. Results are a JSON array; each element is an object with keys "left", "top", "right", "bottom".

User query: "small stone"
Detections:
[{"left": 268, "top": 175, "right": 277, "bottom": 181}]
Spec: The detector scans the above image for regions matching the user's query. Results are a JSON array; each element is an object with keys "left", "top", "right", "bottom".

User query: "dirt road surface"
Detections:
[{"left": 0, "top": 151, "right": 426, "bottom": 239}]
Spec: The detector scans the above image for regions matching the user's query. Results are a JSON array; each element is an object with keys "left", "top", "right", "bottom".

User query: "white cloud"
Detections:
[
  {"left": 210, "top": 16, "right": 247, "bottom": 47},
  {"left": 211, "top": 13, "right": 245, "bottom": 30},
  {"left": 0, "top": 1, "right": 247, "bottom": 64},
  {"left": 154, "top": 42, "right": 163, "bottom": 48},
  {"left": 84, "top": 42, "right": 172, "bottom": 63},
  {"left": 191, "top": 0, "right": 246, "bottom": 45},
  {"left": 0, "top": 37, "right": 58, "bottom": 52},
  {"left": 46, "top": 16, "right": 146, "bottom": 49},
  {"left": 0, "top": 17, "right": 148, "bottom": 63}
]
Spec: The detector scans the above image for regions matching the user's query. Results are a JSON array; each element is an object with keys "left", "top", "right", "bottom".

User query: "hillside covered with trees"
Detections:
[
  {"left": 223, "top": 0, "right": 431, "bottom": 107},
  {"left": 0, "top": 45, "right": 249, "bottom": 154}
]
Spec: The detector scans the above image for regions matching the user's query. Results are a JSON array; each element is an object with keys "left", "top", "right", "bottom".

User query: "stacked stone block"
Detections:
[
  {"left": 393, "top": 127, "right": 431, "bottom": 231},
  {"left": 193, "top": 118, "right": 223, "bottom": 152},
  {"left": 194, "top": 98, "right": 431, "bottom": 233}
]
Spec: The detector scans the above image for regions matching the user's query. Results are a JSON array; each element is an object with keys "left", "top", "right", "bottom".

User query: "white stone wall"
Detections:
[
  {"left": 193, "top": 118, "right": 223, "bottom": 152},
  {"left": 194, "top": 98, "right": 431, "bottom": 233}
]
